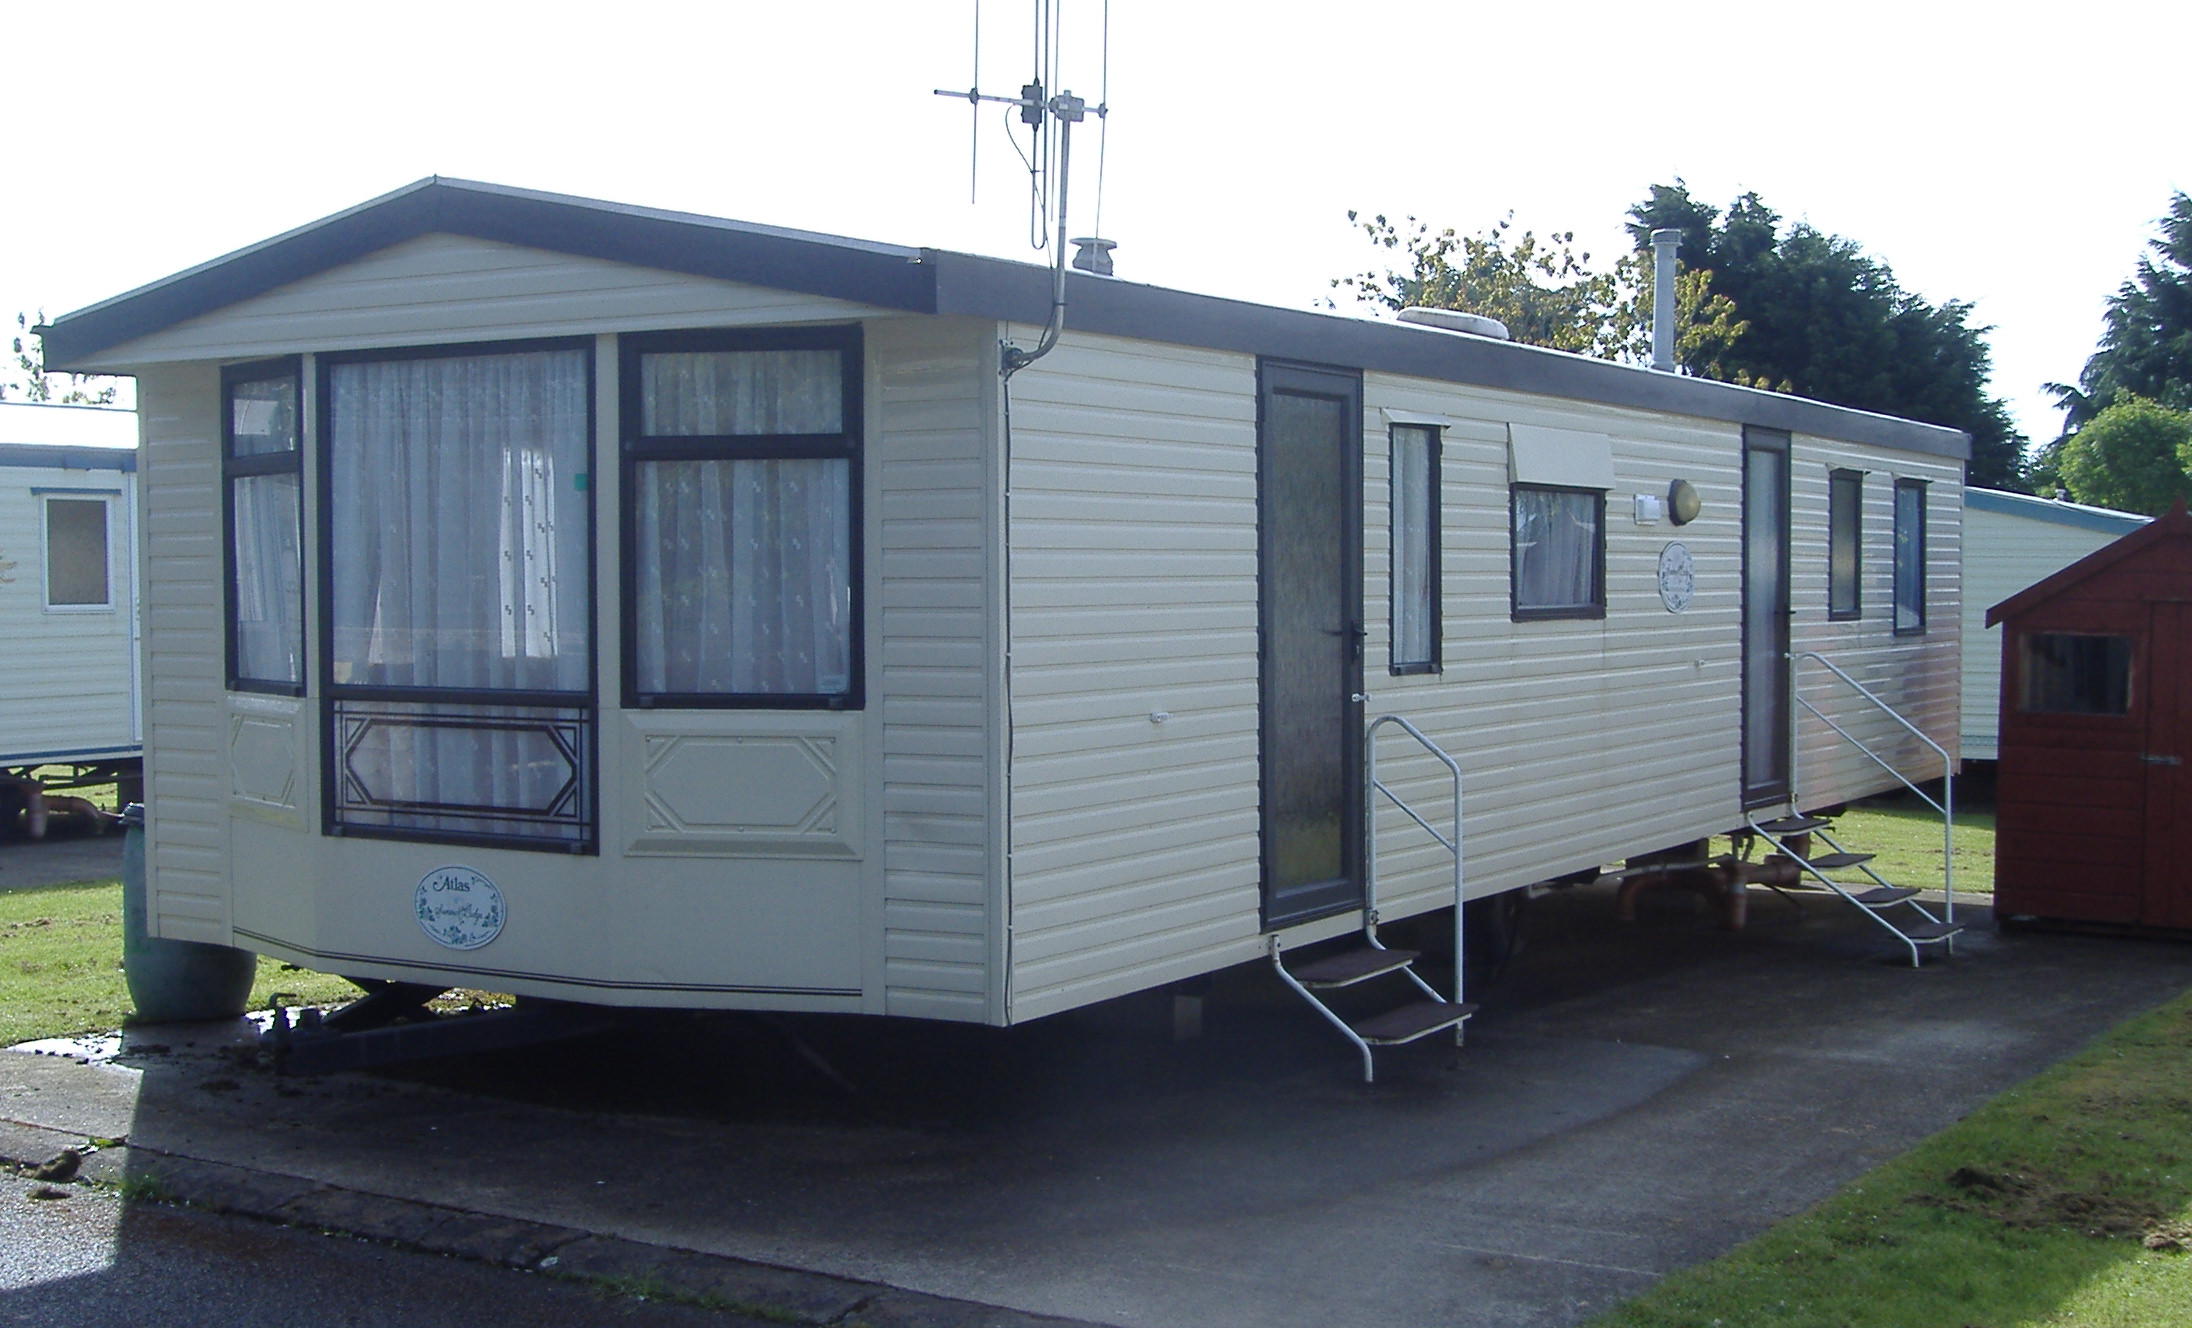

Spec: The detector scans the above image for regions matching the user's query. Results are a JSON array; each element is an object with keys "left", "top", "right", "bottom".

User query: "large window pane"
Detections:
[
  {"left": 328, "top": 349, "right": 591, "bottom": 691},
  {"left": 45, "top": 498, "right": 110, "bottom": 607},
  {"left": 640, "top": 350, "right": 843, "bottom": 435},
  {"left": 1390, "top": 424, "right": 1438, "bottom": 671},
  {"left": 2020, "top": 633, "right": 2132, "bottom": 715},
  {"left": 232, "top": 472, "right": 304, "bottom": 684},
  {"left": 633, "top": 458, "right": 852, "bottom": 695},
  {"left": 1512, "top": 484, "right": 1603, "bottom": 618}
]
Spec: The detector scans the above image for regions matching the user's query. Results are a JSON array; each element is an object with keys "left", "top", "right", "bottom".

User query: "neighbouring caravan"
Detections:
[
  {"left": 1960, "top": 488, "right": 2147, "bottom": 761},
  {"left": 0, "top": 402, "right": 141, "bottom": 832},
  {"left": 42, "top": 179, "right": 1965, "bottom": 1038}
]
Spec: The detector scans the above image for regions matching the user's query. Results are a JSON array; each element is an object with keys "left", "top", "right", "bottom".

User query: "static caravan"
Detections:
[
  {"left": 1960, "top": 488, "right": 2147, "bottom": 761},
  {"left": 42, "top": 179, "right": 1966, "bottom": 1061},
  {"left": 0, "top": 402, "right": 141, "bottom": 832}
]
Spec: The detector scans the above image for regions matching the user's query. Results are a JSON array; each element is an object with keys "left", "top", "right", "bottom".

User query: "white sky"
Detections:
[{"left": 5, "top": 0, "right": 2182, "bottom": 453}]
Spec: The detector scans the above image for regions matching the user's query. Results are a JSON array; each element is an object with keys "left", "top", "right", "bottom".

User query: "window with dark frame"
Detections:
[
  {"left": 619, "top": 325, "right": 863, "bottom": 710},
  {"left": 2019, "top": 633, "right": 2133, "bottom": 716},
  {"left": 1828, "top": 468, "right": 1862, "bottom": 621},
  {"left": 1511, "top": 483, "right": 1605, "bottom": 620},
  {"left": 223, "top": 359, "right": 305, "bottom": 693},
  {"left": 318, "top": 339, "right": 597, "bottom": 853},
  {"left": 43, "top": 496, "right": 111, "bottom": 608},
  {"left": 1893, "top": 477, "right": 1926, "bottom": 635},
  {"left": 1389, "top": 423, "right": 1440, "bottom": 673}
]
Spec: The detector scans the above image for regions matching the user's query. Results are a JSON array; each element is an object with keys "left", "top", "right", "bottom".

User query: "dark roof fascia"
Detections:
[
  {"left": 1986, "top": 502, "right": 2191, "bottom": 626},
  {"left": 926, "top": 251, "right": 1968, "bottom": 459},
  {"left": 0, "top": 443, "right": 135, "bottom": 472},
  {"left": 47, "top": 177, "right": 1966, "bottom": 460},
  {"left": 1965, "top": 486, "right": 2151, "bottom": 537}
]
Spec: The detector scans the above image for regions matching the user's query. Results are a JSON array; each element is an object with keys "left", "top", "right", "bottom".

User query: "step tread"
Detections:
[
  {"left": 1351, "top": 999, "right": 1477, "bottom": 1044},
  {"left": 1290, "top": 945, "right": 1418, "bottom": 988},
  {"left": 1898, "top": 920, "right": 1967, "bottom": 943},
  {"left": 1796, "top": 851, "right": 1876, "bottom": 871},
  {"left": 1756, "top": 815, "right": 1831, "bottom": 834},
  {"left": 1853, "top": 885, "right": 1921, "bottom": 906}
]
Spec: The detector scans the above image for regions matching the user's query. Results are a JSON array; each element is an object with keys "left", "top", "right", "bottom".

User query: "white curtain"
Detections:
[
  {"left": 1514, "top": 487, "right": 1600, "bottom": 612},
  {"left": 327, "top": 348, "right": 591, "bottom": 843},
  {"left": 231, "top": 472, "right": 303, "bottom": 684},
  {"left": 1391, "top": 426, "right": 1436, "bottom": 666}
]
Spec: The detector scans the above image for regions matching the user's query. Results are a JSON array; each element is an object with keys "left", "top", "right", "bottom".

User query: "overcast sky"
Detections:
[{"left": 7, "top": 0, "right": 2181, "bottom": 453}]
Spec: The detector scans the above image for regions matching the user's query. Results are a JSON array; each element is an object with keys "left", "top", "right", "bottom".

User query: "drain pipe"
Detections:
[{"left": 1650, "top": 228, "right": 1682, "bottom": 373}]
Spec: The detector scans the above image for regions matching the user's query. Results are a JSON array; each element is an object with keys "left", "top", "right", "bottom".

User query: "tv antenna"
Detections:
[{"left": 935, "top": 0, "right": 1112, "bottom": 379}]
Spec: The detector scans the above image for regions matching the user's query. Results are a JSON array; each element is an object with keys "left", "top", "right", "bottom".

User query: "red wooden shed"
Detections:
[{"left": 1987, "top": 502, "right": 2192, "bottom": 929}]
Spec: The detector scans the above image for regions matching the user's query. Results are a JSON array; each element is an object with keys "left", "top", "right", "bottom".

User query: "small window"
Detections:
[
  {"left": 621, "top": 326, "right": 862, "bottom": 709},
  {"left": 224, "top": 359, "right": 306, "bottom": 693},
  {"left": 1893, "top": 478, "right": 1926, "bottom": 634},
  {"left": 1828, "top": 468, "right": 1861, "bottom": 620},
  {"left": 1512, "top": 484, "right": 1604, "bottom": 620},
  {"left": 44, "top": 497, "right": 111, "bottom": 608},
  {"left": 1390, "top": 424, "right": 1440, "bottom": 672},
  {"left": 2020, "top": 633, "right": 2133, "bottom": 716}
]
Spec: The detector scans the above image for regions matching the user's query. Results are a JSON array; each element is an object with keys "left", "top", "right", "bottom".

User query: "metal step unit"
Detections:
[{"left": 1743, "top": 809, "right": 1965, "bottom": 967}]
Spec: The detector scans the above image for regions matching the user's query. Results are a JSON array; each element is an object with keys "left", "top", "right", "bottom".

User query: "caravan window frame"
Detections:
[
  {"left": 315, "top": 337, "right": 600, "bottom": 855},
  {"left": 1828, "top": 467, "right": 1862, "bottom": 621},
  {"left": 40, "top": 492, "right": 115, "bottom": 611},
  {"left": 1388, "top": 423, "right": 1441, "bottom": 673},
  {"left": 1509, "top": 482, "right": 1606, "bottom": 621},
  {"left": 617, "top": 325, "right": 865, "bottom": 712},
  {"left": 1893, "top": 477, "right": 1927, "bottom": 635},
  {"left": 223, "top": 357, "right": 307, "bottom": 695}
]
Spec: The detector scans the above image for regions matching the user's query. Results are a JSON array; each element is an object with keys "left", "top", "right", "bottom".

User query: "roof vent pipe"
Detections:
[{"left": 1650, "top": 228, "right": 1682, "bottom": 373}]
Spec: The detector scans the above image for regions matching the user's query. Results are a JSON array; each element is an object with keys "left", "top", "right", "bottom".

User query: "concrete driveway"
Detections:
[{"left": 5, "top": 882, "right": 2187, "bottom": 1328}]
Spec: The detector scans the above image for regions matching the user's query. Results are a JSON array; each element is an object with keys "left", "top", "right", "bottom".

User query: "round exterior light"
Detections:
[{"left": 1667, "top": 479, "right": 1702, "bottom": 526}]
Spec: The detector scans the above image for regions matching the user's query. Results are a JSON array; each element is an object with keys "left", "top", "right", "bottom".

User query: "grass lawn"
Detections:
[
  {"left": 1589, "top": 987, "right": 2192, "bottom": 1328},
  {"left": 0, "top": 877, "right": 437, "bottom": 1047},
  {"left": 1822, "top": 794, "right": 1997, "bottom": 896}
]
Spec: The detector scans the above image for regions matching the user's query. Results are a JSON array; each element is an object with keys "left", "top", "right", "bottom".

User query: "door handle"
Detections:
[
  {"left": 1351, "top": 693, "right": 1368, "bottom": 704},
  {"left": 2142, "top": 754, "right": 2181, "bottom": 766}
]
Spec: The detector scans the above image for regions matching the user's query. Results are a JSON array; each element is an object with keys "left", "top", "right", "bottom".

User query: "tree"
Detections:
[
  {"left": 2051, "top": 395, "right": 2192, "bottom": 516},
  {"left": 1331, "top": 210, "right": 1748, "bottom": 370},
  {"left": 1625, "top": 183, "right": 2027, "bottom": 489},
  {"left": 3, "top": 311, "right": 124, "bottom": 405},
  {"left": 2049, "top": 192, "right": 2192, "bottom": 434}
]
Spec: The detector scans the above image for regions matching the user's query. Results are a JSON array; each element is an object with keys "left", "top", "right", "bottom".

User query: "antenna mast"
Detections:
[{"left": 934, "top": 0, "right": 1110, "bottom": 379}]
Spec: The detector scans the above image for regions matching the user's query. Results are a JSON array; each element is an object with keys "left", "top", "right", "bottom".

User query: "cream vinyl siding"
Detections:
[
  {"left": 1789, "top": 445, "right": 1964, "bottom": 805},
  {"left": 1364, "top": 376, "right": 1746, "bottom": 915},
  {"left": 1004, "top": 332, "right": 1262, "bottom": 1021},
  {"left": 79, "top": 235, "right": 893, "bottom": 368},
  {"left": 870, "top": 318, "right": 1004, "bottom": 1021},
  {"left": 136, "top": 365, "right": 231, "bottom": 944},
  {"left": 1958, "top": 496, "right": 2145, "bottom": 761},
  {"left": 0, "top": 464, "right": 135, "bottom": 764}
]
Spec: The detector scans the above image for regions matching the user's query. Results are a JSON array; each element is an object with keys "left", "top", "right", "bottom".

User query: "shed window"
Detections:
[
  {"left": 44, "top": 497, "right": 110, "bottom": 608},
  {"left": 224, "top": 360, "right": 305, "bottom": 692},
  {"left": 1893, "top": 478, "right": 1926, "bottom": 634},
  {"left": 320, "top": 341, "right": 595, "bottom": 851},
  {"left": 2020, "top": 633, "right": 2132, "bottom": 716},
  {"left": 1390, "top": 424, "right": 1440, "bottom": 672},
  {"left": 1828, "top": 468, "right": 1861, "bottom": 620},
  {"left": 620, "top": 327, "right": 861, "bottom": 708},
  {"left": 1511, "top": 484, "right": 1604, "bottom": 620}
]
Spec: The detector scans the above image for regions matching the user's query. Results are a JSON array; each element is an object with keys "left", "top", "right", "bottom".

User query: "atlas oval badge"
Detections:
[{"left": 414, "top": 866, "right": 506, "bottom": 951}]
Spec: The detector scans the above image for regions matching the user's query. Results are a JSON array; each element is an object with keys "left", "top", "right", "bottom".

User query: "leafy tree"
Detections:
[
  {"left": 1332, "top": 211, "right": 1748, "bottom": 370},
  {"left": 2048, "top": 192, "right": 2192, "bottom": 433},
  {"left": 1625, "top": 183, "right": 2026, "bottom": 489},
  {"left": 2051, "top": 395, "right": 2192, "bottom": 515},
  {"left": 3, "top": 311, "right": 123, "bottom": 405}
]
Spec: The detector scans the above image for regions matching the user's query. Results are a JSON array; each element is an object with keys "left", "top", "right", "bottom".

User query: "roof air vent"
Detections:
[{"left": 1397, "top": 306, "right": 1511, "bottom": 340}]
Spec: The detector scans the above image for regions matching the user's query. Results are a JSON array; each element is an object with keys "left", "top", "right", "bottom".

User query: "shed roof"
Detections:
[
  {"left": 42, "top": 177, "right": 1969, "bottom": 460},
  {"left": 1965, "top": 486, "right": 2150, "bottom": 538},
  {"left": 1986, "top": 501, "right": 2192, "bottom": 627}
]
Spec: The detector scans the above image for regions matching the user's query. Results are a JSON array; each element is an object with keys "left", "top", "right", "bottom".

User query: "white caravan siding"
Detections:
[
  {"left": 73, "top": 235, "right": 895, "bottom": 369},
  {"left": 1959, "top": 493, "right": 2145, "bottom": 761},
  {"left": 869, "top": 318, "right": 1005, "bottom": 1022},
  {"left": 0, "top": 455, "right": 136, "bottom": 766},
  {"left": 1004, "top": 332, "right": 1263, "bottom": 1021}
]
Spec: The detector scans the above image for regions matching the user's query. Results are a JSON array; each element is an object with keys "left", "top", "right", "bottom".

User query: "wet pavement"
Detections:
[{"left": 4, "top": 882, "right": 2189, "bottom": 1328}]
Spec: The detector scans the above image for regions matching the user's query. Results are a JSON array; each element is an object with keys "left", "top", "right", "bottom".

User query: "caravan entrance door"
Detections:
[
  {"left": 1257, "top": 361, "right": 1365, "bottom": 929},
  {"left": 1742, "top": 426, "right": 1793, "bottom": 807}
]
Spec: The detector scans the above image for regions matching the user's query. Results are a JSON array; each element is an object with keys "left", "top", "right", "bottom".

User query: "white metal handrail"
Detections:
[
  {"left": 1789, "top": 651, "right": 1955, "bottom": 924},
  {"left": 1366, "top": 714, "right": 1466, "bottom": 1011}
]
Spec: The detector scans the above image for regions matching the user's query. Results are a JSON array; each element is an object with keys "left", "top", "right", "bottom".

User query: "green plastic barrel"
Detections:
[{"left": 121, "top": 804, "right": 256, "bottom": 1022}]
